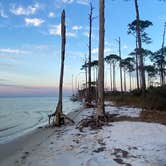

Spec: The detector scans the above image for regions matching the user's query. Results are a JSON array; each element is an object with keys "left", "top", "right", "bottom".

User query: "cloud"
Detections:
[
  {"left": 62, "top": 0, "right": 89, "bottom": 5},
  {"left": 92, "top": 47, "right": 112, "bottom": 55},
  {"left": 83, "top": 31, "right": 89, "bottom": 37},
  {"left": 10, "top": 3, "right": 40, "bottom": 16},
  {"left": 104, "top": 48, "right": 112, "bottom": 54},
  {"left": 72, "top": 25, "right": 82, "bottom": 31},
  {"left": 0, "top": 9, "right": 8, "bottom": 18},
  {"left": 48, "top": 12, "right": 55, "bottom": 18},
  {"left": 158, "top": 15, "right": 166, "bottom": 21},
  {"left": 0, "top": 78, "right": 12, "bottom": 82},
  {"left": 25, "top": 18, "right": 45, "bottom": 27},
  {"left": 123, "top": 44, "right": 129, "bottom": 49},
  {"left": 49, "top": 24, "right": 76, "bottom": 37},
  {"left": 92, "top": 48, "right": 98, "bottom": 54},
  {"left": 76, "top": 0, "right": 89, "bottom": 5},
  {"left": 0, "top": 48, "right": 29, "bottom": 54},
  {"left": 66, "top": 32, "right": 76, "bottom": 37},
  {"left": 62, "top": 0, "right": 74, "bottom": 4},
  {"left": 49, "top": 24, "right": 61, "bottom": 36}
]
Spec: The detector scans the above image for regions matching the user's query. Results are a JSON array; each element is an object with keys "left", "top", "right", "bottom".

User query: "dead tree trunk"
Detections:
[
  {"left": 118, "top": 37, "right": 123, "bottom": 93},
  {"left": 129, "top": 72, "right": 132, "bottom": 91},
  {"left": 161, "top": 22, "right": 166, "bottom": 86},
  {"left": 87, "top": 3, "right": 94, "bottom": 106},
  {"left": 110, "top": 63, "right": 113, "bottom": 91},
  {"left": 124, "top": 69, "right": 126, "bottom": 92},
  {"left": 134, "top": 0, "right": 146, "bottom": 91},
  {"left": 53, "top": 10, "right": 74, "bottom": 126},
  {"left": 113, "top": 61, "right": 116, "bottom": 91},
  {"left": 96, "top": 0, "right": 105, "bottom": 118},
  {"left": 135, "top": 37, "right": 140, "bottom": 90}
]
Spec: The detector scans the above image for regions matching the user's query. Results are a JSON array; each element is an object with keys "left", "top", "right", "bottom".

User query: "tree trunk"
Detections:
[
  {"left": 54, "top": 10, "right": 66, "bottom": 126},
  {"left": 135, "top": 37, "right": 140, "bottom": 90},
  {"left": 134, "top": 0, "right": 146, "bottom": 90},
  {"left": 113, "top": 61, "right": 116, "bottom": 91},
  {"left": 124, "top": 69, "right": 126, "bottom": 92},
  {"left": 110, "top": 63, "right": 113, "bottom": 91},
  {"left": 96, "top": 0, "right": 105, "bottom": 117},
  {"left": 132, "top": 76, "right": 134, "bottom": 89},
  {"left": 95, "top": 67, "right": 98, "bottom": 103},
  {"left": 88, "top": 3, "right": 93, "bottom": 105},
  {"left": 119, "top": 37, "right": 123, "bottom": 93},
  {"left": 85, "top": 65, "right": 88, "bottom": 98},
  {"left": 93, "top": 67, "right": 96, "bottom": 84},
  {"left": 161, "top": 23, "right": 166, "bottom": 86},
  {"left": 129, "top": 72, "right": 132, "bottom": 91}
]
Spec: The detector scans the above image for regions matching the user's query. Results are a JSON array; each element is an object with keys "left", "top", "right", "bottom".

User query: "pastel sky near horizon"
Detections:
[{"left": 0, "top": 0, "right": 165, "bottom": 97}]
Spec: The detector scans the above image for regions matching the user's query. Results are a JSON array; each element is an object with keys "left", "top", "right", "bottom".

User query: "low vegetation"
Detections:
[{"left": 105, "top": 86, "right": 166, "bottom": 111}]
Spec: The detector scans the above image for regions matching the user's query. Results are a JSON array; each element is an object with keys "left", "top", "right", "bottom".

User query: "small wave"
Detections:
[
  {"left": 0, "top": 124, "right": 19, "bottom": 132},
  {"left": 23, "top": 111, "right": 30, "bottom": 115}
]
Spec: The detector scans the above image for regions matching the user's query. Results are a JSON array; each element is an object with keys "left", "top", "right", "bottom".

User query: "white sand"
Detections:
[{"left": 1, "top": 104, "right": 166, "bottom": 166}]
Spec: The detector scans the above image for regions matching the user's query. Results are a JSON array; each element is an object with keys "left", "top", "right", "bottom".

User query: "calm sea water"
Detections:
[{"left": 0, "top": 96, "right": 82, "bottom": 144}]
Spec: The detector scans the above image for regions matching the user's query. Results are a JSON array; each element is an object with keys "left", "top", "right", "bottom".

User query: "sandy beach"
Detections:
[
  {"left": 0, "top": 107, "right": 85, "bottom": 165},
  {"left": 0, "top": 104, "right": 166, "bottom": 166}
]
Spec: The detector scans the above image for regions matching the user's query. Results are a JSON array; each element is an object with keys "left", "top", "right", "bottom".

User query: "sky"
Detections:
[{"left": 0, "top": 0, "right": 166, "bottom": 97}]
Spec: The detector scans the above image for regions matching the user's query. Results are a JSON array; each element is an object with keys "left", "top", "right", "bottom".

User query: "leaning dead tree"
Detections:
[{"left": 49, "top": 10, "right": 74, "bottom": 127}]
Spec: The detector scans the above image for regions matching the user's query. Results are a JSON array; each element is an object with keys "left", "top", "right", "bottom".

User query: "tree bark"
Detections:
[
  {"left": 113, "top": 61, "right": 116, "bottom": 91},
  {"left": 96, "top": 0, "right": 105, "bottom": 117},
  {"left": 54, "top": 10, "right": 66, "bottom": 126},
  {"left": 110, "top": 63, "right": 113, "bottom": 91},
  {"left": 134, "top": 0, "right": 146, "bottom": 90},
  {"left": 95, "top": 67, "right": 98, "bottom": 103},
  {"left": 84, "top": 56, "right": 88, "bottom": 98},
  {"left": 87, "top": 3, "right": 93, "bottom": 105},
  {"left": 118, "top": 37, "right": 123, "bottom": 93},
  {"left": 124, "top": 69, "right": 126, "bottom": 92},
  {"left": 161, "top": 23, "right": 166, "bottom": 86},
  {"left": 129, "top": 72, "right": 132, "bottom": 91},
  {"left": 135, "top": 37, "right": 140, "bottom": 90}
]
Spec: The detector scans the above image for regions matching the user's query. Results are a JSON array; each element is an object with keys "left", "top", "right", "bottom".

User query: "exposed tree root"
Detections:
[
  {"left": 85, "top": 102, "right": 96, "bottom": 108},
  {"left": 76, "top": 113, "right": 118, "bottom": 131},
  {"left": 48, "top": 113, "right": 75, "bottom": 127},
  {"left": 76, "top": 110, "right": 166, "bottom": 131}
]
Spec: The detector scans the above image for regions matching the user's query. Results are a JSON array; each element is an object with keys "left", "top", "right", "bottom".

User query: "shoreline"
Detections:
[
  {"left": 0, "top": 103, "right": 166, "bottom": 166},
  {"left": 0, "top": 106, "right": 85, "bottom": 163}
]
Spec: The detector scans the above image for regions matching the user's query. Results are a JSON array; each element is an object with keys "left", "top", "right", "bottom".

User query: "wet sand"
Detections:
[{"left": 0, "top": 107, "right": 84, "bottom": 163}]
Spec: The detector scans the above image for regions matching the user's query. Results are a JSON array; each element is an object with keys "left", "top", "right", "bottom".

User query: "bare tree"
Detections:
[
  {"left": 135, "top": 38, "right": 140, "bottom": 90},
  {"left": 161, "top": 22, "right": 166, "bottom": 85},
  {"left": 96, "top": 0, "right": 105, "bottom": 118},
  {"left": 134, "top": 0, "right": 146, "bottom": 90},
  {"left": 117, "top": 37, "right": 123, "bottom": 93},
  {"left": 105, "top": 56, "right": 113, "bottom": 91},
  {"left": 53, "top": 10, "right": 74, "bottom": 126},
  {"left": 87, "top": 2, "right": 94, "bottom": 106}
]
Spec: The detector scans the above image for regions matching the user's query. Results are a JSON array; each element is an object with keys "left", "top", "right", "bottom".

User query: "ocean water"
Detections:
[{"left": 0, "top": 96, "right": 82, "bottom": 144}]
